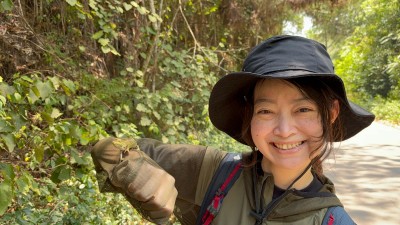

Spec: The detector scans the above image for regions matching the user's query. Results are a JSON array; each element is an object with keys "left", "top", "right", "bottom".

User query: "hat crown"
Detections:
[{"left": 242, "top": 35, "right": 335, "bottom": 75}]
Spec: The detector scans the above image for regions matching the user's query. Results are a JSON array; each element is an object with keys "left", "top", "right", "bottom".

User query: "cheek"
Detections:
[
  {"left": 299, "top": 119, "right": 324, "bottom": 153},
  {"left": 298, "top": 117, "right": 323, "bottom": 137},
  {"left": 250, "top": 118, "right": 260, "bottom": 140},
  {"left": 250, "top": 118, "right": 273, "bottom": 140}
]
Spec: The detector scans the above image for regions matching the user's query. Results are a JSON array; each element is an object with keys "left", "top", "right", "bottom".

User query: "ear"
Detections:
[{"left": 330, "top": 100, "right": 340, "bottom": 124}]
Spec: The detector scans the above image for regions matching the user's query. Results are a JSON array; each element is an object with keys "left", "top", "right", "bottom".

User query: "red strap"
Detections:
[
  {"left": 219, "top": 162, "right": 242, "bottom": 192},
  {"left": 327, "top": 213, "right": 335, "bottom": 225},
  {"left": 203, "top": 214, "right": 214, "bottom": 225},
  {"left": 202, "top": 162, "right": 242, "bottom": 225}
]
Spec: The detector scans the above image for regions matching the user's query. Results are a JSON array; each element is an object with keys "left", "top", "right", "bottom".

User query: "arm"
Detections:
[
  {"left": 91, "top": 137, "right": 177, "bottom": 224},
  {"left": 137, "top": 138, "right": 225, "bottom": 203},
  {"left": 90, "top": 137, "right": 225, "bottom": 224}
]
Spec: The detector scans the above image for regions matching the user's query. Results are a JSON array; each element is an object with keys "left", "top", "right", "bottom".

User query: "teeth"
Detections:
[{"left": 274, "top": 142, "right": 302, "bottom": 150}]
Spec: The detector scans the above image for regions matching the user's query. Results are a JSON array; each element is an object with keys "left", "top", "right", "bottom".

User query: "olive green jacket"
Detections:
[
  {"left": 94, "top": 138, "right": 347, "bottom": 225},
  {"left": 134, "top": 138, "right": 345, "bottom": 225}
]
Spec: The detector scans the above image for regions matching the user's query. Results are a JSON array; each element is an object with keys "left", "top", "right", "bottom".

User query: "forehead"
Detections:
[{"left": 253, "top": 78, "right": 304, "bottom": 98}]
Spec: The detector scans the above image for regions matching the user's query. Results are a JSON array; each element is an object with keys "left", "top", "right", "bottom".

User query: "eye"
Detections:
[
  {"left": 298, "top": 107, "right": 313, "bottom": 113},
  {"left": 257, "top": 109, "right": 272, "bottom": 114}
]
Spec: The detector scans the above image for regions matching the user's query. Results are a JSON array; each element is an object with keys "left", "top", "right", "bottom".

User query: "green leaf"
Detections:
[
  {"left": 79, "top": 131, "right": 91, "bottom": 146},
  {"left": 140, "top": 117, "right": 151, "bottom": 126},
  {"left": 139, "top": 52, "right": 147, "bottom": 59},
  {"left": 116, "top": 6, "right": 123, "bottom": 13},
  {"left": 148, "top": 15, "right": 157, "bottom": 23},
  {"left": 135, "top": 70, "right": 144, "bottom": 76},
  {"left": 65, "top": 0, "right": 77, "bottom": 6},
  {"left": 153, "top": 111, "right": 161, "bottom": 120},
  {"left": 120, "top": 70, "right": 127, "bottom": 76},
  {"left": 137, "top": 6, "right": 148, "bottom": 15},
  {"left": 101, "top": 46, "right": 111, "bottom": 54},
  {"left": 98, "top": 38, "right": 110, "bottom": 46},
  {"left": 34, "top": 146, "right": 44, "bottom": 162},
  {"left": 0, "top": 179, "right": 13, "bottom": 215},
  {"left": 51, "top": 166, "right": 71, "bottom": 183},
  {"left": 62, "top": 79, "right": 76, "bottom": 96},
  {"left": 0, "top": 0, "right": 13, "bottom": 11},
  {"left": 28, "top": 88, "right": 39, "bottom": 103},
  {"left": 71, "top": 149, "right": 85, "bottom": 165},
  {"left": 136, "top": 103, "right": 148, "bottom": 112},
  {"left": 49, "top": 76, "right": 61, "bottom": 89},
  {"left": 35, "top": 80, "right": 53, "bottom": 99},
  {"left": 0, "top": 95, "right": 6, "bottom": 105},
  {"left": 123, "top": 2, "right": 132, "bottom": 11},
  {"left": 0, "top": 118, "right": 14, "bottom": 133},
  {"left": 1, "top": 134, "right": 15, "bottom": 152},
  {"left": 16, "top": 172, "right": 31, "bottom": 194},
  {"left": 58, "top": 166, "right": 71, "bottom": 181},
  {"left": 0, "top": 83, "right": 15, "bottom": 97},
  {"left": 50, "top": 108, "right": 63, "bottom": 119},
  {"left": 21, "top": 76, "right": 33, "bottom": 83},
  {"left": 92, "top": 30, "right": 104, "bottom": 40},
  {"left": 0, "top": 163, "right": 15, "bottom": 180},
  {"left": 13, "top": 92, "right": 21, "bottom": 102},
  {"left": 41, "top": 111, "right": 53, "bottom": 124},
  {"left": 110, "top": 47, "right": 120, "bottom": 56},
  {"left": 130, "top": 1, "right": 139, "bottom": 8}
]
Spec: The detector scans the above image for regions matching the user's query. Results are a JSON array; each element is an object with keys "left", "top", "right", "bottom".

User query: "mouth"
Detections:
[{"left": 273, "top": 141, "right": 305, "bottom": 150}]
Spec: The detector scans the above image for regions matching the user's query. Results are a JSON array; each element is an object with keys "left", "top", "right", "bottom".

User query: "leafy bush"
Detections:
[
  {"left": 0, "top": 44, "right": 247, "bottom": 224},
  {"left": 371, "top": 96, "right": 400, "bottom": 125}
]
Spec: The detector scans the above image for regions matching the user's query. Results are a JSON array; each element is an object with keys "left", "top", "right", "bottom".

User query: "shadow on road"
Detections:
[{"left": 325, "top": 144, "right": 400, "bottom": 225}]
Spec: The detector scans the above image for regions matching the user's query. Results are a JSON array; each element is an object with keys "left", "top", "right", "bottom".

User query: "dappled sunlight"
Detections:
[{"left": 324, "top": 142, "right": 400, "bottom": 225}]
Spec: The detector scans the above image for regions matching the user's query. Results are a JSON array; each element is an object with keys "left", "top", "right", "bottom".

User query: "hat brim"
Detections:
[{"left": 208, "top": 71, "right": 375, "bottom": 144}]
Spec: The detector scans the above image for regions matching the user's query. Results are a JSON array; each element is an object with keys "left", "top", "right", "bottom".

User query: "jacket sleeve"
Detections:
[
  {"left": 137, "top": 138, "right": 226, "bottom": 204},
  {"left": 91, "top": 137, "right": 226, "bottom": 225},
  {"left": 137, "top": 138, "right": 226, "bottom": 225}
]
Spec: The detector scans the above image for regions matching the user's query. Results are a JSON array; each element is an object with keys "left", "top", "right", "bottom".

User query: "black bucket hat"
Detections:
[{"left": 209, "top": 35, "right": 375, "bottom": 144}]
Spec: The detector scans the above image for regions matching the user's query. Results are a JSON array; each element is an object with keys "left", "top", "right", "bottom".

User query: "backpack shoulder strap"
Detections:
[
  {"left": 322, "top": 206, "right": 357, "bottom": 225},
  {"left": 196, "top": 152, "right": 243, "bottom": 225}
]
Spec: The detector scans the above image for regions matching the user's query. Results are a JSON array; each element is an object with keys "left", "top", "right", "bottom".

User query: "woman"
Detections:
[{"left": 91, "top": 35, "right": 375, "bottom": 225}]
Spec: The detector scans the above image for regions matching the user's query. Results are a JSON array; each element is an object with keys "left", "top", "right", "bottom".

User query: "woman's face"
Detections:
[{"left": 251, "top": 79, "right": 324, "bottom": 172}]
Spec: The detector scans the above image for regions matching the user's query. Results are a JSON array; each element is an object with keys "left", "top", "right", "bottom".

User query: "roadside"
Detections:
[{"left": 324, "top": 121, "right": 400, "bottom": 225}]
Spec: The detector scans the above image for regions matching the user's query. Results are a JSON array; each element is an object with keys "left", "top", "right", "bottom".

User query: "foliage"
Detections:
[
  {"left": 0, "top": 0, "right": 12, "bottom": 12},
  {"left": 370, "top": 97, "right": 400, "bottom": 125},
  {"left": 0, "top": 168, "right": 141, "bottom": 224},
  {"left": 304, "top": 0, "right": 400, "bottom": 124},
  {"left": 0, "top": 0, "right": 256, "bottom": 220},
  {"left": 334, "top": 0, "right": 400, "bottom": 101}
]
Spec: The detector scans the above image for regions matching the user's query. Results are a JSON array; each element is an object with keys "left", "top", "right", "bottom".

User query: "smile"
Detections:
[{"left": 273, "top": 141, "right": 304, "bottom": 150}]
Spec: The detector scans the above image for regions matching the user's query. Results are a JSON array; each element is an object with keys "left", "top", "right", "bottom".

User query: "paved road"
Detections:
[{"left": 324, "top": 122, "right": 400, "bottom": 225}]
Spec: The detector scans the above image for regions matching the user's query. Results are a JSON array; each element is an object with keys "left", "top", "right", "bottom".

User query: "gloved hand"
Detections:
[{"left": 91, "top": 137, "right": 178, "bottom": 225}]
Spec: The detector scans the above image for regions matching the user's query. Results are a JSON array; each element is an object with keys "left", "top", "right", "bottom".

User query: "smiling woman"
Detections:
[
  {"left": 251, "top": 79, "right": 327, "bottom": 189},
  {"left": 91, "top": 35, "right": 375, "bottom": 225},
  {"left": 242, "top": 77, "right": 341, "bottom": 183}
]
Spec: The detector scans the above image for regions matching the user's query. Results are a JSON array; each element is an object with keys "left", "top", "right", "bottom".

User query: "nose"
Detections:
[{"left": 273, "top": 114, "right": 297, "bottom": 137}]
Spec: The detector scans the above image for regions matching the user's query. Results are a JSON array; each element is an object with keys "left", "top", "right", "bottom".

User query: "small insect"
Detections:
[{"left": 112, "top": 138, "right": 139, "bottom": 161}]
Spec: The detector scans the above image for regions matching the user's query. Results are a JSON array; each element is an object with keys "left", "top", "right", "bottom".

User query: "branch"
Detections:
[{"left": 178, "top": 0, "right": 197, "bottom": 58}]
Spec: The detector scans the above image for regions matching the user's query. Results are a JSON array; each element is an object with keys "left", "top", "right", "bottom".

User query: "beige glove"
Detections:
[{"left": 91, "top": 137, "right": 178, "bottom": 225}]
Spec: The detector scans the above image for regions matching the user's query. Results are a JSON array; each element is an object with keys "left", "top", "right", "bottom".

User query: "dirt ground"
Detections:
[{"left": 324, "top": 122, "right": 400, "bottom": 225}]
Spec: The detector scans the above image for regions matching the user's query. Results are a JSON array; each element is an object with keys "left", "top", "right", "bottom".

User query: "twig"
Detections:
[
  {"left": 9, "top": 34, "right": 68, "bottom": 66},
  {"left": 178, "top": 0, "right": 197, "bottom": 58},
  {"left": 177, "top": 0, "right": 229, "bottom": 72}
]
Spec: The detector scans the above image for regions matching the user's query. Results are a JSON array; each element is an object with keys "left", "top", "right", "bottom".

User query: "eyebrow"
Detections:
[{"left": 253, "top": 97, "right": 311, "bottom": 105}]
